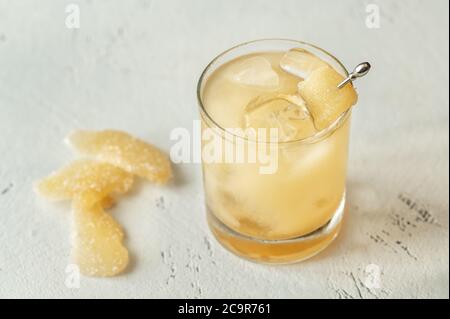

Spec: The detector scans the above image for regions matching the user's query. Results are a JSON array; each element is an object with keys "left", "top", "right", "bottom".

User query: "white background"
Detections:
[{"left": 0, "top": 0, "right": 448, "bottom": 298}]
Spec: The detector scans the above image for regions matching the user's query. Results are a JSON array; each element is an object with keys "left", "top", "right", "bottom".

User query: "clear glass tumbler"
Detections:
[{"left": 197, "top": 39, "right": 352, "bottom": 264}]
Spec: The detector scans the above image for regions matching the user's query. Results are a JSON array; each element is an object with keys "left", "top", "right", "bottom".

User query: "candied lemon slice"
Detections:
[
  {"left": 244, "top": 94, "right": 307, "bottom": 114},
  {"left": 298, "top": 66, "right": 358, "bottom": 130},
  {"left": 66, "top": 130, "right": 172, "bottom": 184},
  {"left": 35, "top": 159, "right": 134, "bottom": 208},
  {"left": 243, "top": 94, "right": 316, "bottom": 141},
  {"left": 72, "top": 198, "right": 129, "bottom": 277}
]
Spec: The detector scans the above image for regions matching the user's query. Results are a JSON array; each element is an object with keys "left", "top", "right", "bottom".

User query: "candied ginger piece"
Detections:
[
  {"left": 72, "top": 198, "right": 128, "bottom": 277},
  {"left": 66, "top": 130, "right": 172, "bottom": 184},
  {"left": 35, "top": 160, "right": 134, "bottom": 207},
  {"left": 100, "top": 196, "right": 116, "bottom": 209},
  {"left": 280, "top": 48, "right": 329, "bottom": 79},
  {"left": 298, "top": 66, "right": 358, "bottom": 130}
]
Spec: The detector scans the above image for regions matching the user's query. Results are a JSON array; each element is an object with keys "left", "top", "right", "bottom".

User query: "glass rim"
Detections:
[{"left": 197, "top": 38, "right": 353, "bottom": 145}]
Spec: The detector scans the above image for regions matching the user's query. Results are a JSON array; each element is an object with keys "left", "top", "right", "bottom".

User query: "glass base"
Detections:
[{"left": 207, "top": 193, "right": 345, "bottom": 264}]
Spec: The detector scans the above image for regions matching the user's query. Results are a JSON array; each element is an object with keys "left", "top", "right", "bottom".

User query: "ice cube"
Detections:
[
  {"left": 280, "top": 48, "right": 328, "bottom": 79},
  {"left": 228, "top": 56, "right": 279, "bottom": 88},
  {"left": 243, "top": 93, "right": 316, "bottom": 141}
]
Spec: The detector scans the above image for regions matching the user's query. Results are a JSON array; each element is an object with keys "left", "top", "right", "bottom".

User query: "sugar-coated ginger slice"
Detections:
[
  {"left": 66, "top": 130, "right": 172, "bottom": 184},
  {"left": 298, "top": 66, "right": 358, "bottom": 131},
  {"left": 71, "top": 198, "right": 129, "bottom": 277},
  {"left": 35, "top": 159, "right": 134, "bottom": 208}
]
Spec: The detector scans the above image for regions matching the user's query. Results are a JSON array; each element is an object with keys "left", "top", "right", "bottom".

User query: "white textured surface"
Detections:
[{"left": 0, "top": 0, "right": 448, "bottom": 299}]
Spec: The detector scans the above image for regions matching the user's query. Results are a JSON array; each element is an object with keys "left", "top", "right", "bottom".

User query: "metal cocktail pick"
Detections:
[{"left": 337, "top": 62, "right": 371, "bottom": 89}]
